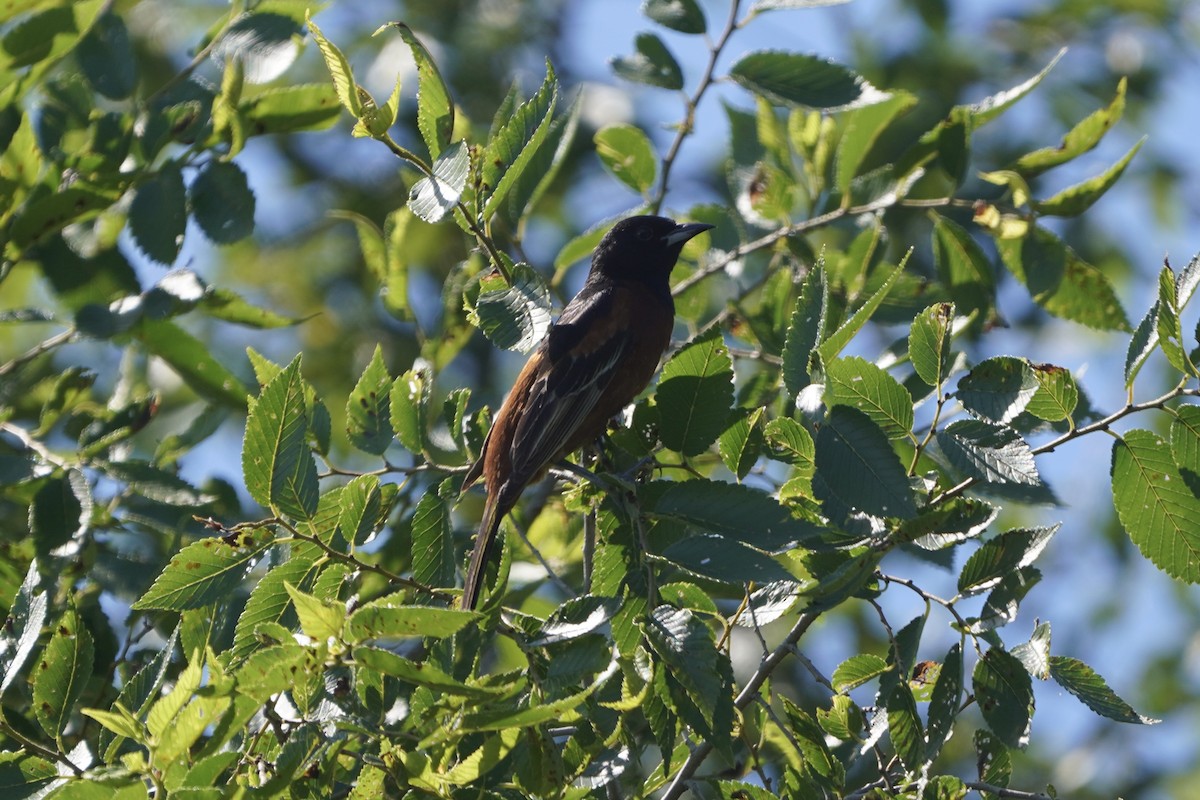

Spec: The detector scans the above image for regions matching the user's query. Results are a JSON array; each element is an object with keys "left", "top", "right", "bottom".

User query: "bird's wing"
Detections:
[{"left": 507, "top": 288, "right": 633, "bottom": 480}]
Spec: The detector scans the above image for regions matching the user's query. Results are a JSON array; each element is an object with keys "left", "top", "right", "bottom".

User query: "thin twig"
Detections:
[
  {"left": 0, "top": 327, "right": 77, "bottom": 377},
  {"left": 661, "top": 609, "right": 822, "bottom": 799}
]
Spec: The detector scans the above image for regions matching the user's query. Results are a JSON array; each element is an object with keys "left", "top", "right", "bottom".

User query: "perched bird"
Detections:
[{"left": 460, "top": 215, "right": 713, "bottom": 609}]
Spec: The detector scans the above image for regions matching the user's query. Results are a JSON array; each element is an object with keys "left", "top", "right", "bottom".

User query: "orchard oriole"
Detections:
[{"left": 460, "top": 215, "right": 713, "bottom": 609}]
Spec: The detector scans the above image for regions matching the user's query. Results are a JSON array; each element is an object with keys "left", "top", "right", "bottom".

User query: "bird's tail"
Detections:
[{"left": 461, "top": 493, "right": 503, "bottom": 610}]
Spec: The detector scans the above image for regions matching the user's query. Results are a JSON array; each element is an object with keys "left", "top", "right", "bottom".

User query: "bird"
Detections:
[{"left": 459, "top": 215, "right": 714, "bottom": 610}]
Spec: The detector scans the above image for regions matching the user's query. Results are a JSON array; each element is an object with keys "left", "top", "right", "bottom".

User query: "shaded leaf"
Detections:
[
  {"left": 973, "top": 648, "right": 1034, "bottom": 749},
  {"left": 815, "top": 405, "right": 916, "bottom": 519},
  {"left": 932, "top": 215, "right": 994, "bottom": 322},
  {"left": 642, "top": 0, "right": 706, "bottom": 33},
  {"left": 646, "top": 478, "right": 822, "bottom": 551},
  {"left": 411, "top": 482, "right": 454, "bottom": 588},
  {"left": 610, "top": 32, "right": 683, "bottom": 90},
  {"left": 138, "top": 319, "right": 251, "bottom": 409},
  {"left": 346, "top": 344, "right": 393, "bottom": 455},
  {"left": 657, "top": 328, "right": 734, "bottom": 456},
  {"left": 189, "top": 160, "right": 255, "bottom": 244},
  {"left": 824, "top": 356, "right": 913, "bottom": 440},
  {"left": 469, "top": 262, "right": 552, "bottom": 353},
  {"left": 956, "top": 356, "right": 1038, "bottom": 424},
  {"left": 781, "top": 264, "right": 827, "bottom": 396},
  {"left": 662, "top": 534, "right": 794, "bottom": 585},
  {"left": 1049, "top": 656, "right": 1159, "bottom": 725},
  {"left": 957, "top": 525, "right": 1058, "bottom": 596},
  {"left": 730, "top": 50, "right": 889, "bottom": 111}
]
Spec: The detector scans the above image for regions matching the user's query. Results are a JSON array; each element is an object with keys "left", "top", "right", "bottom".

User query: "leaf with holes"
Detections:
[{"left": 346, "top": 345, "right": 393, "bottom": 455}]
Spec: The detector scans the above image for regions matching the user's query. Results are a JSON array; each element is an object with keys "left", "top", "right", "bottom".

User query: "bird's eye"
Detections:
[{"left": 636, "top": 226, "right": 653, "bottom": 241}]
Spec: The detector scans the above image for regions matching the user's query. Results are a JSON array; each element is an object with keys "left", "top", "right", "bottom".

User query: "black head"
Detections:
[{"left": 588, "top": 215, "right": 714, "bottom": 290}]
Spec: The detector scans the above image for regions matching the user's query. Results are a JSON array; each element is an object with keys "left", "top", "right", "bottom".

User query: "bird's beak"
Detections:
[{"left": 663, "top": 222, "right": 715, "bottom": 246}]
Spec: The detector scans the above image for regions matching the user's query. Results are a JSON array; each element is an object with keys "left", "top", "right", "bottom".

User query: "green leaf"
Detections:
[
  {"left": 469, "top": 262, "right": 552, "bottom": 353},
  {"left": 1, "top": 563, "right": 48, "bottom": 696},
  {"left": 339, "top": 474, "right": 382, "bottom": 547},
  {"left": 1111, "top": 429, "right": 1200, "bottom": 583},
  {"left": 28, "top": 472, "right": 87, "bottom": 558},
  {"left": 1124, "top": 300, "right": 1160, "bottom": 389},
  {"left": 973, "top": 567, "right": 1041, "bottom": 633},
  {"left": 899, "top": 496, "right": 996, "bottom": 550},
  {"left": 818, "top": 255, "right": 909, "bottom": 361},
  {"left": 973, "top": 648, "right": 1034, "bottom": 749},
  {"left": 729, "top": 50, "right": 889, "bottom": 111},
  {"left": 781, "top": 264, "right": 827, "bottom": 396},
  {"left": 997, "top": 225, "right": 1130, "bottom": 332},
  {"left": 909, "top": 302, "right": 955, "bottom": 388},
  {"left": 554, "top": 218, "right": 613, "bottom": 272},
  {"left": 1155, "top": 264, "right": 1191, "bottom": 374},
  {"left": 926, "top": 643, "right": 963, "bottom": 761},
  {"left": 9, "top": 184, "right": 123, "bottom": 251},
  {"left": 886, "top": 682, "right": 925, "bottom": 771},
  {"left": 306, "top": 14, "right": 360, "bottom": 116},
  {"left": 661, "top": 534, "right": 794, "bottom": 585},
  {"left": 646, "top": 478, "right": 822, "bottom": 551},
  {"left": 242, "top": 355, "right": 319, "bottom": 519},
  {"left": 657, "top": 328, "right": 734, "bottom": 456},
  {"left": 1048, "top": 656, "right": 1159, "bottom": 725},
  {"left": 284, "top": 582, "right": 345, "bottom": 641},
  {"left": 352, "top": 647, "right": 507, "bottom": 697},
  {"left": 200, "top": 286, "right": 299, "bottom": 328},
  {"left": 610, "top": 32, "right": 683, "bottom": 90},
  {"left": 718, "top": 407, "right": 765, "bottom": 481},
  {"left": 411, "top": 481, "right": 454, "bottom": 588},
  {"left": 1012, "top": 620, "right": 1052, "bottom": 680},
  {"left": 763, "top": 416, "right": 815, "bottom": 473},
  {"left": 1171, "top": 404, "right": 1200, "bottom": 497},
  {"left": 1013, "top": 78, "right": 1127, "bottom": 176},
  {"left": 346, "top": 344, "right": 393, "bottom": 455},
  {"left": 824, "top": 356, "right": 913, "bottom": 440},
  {"left": 133, "top": 528, "right": 272, "bottom": 611},
  {"left": 831, "top": 654, "right": 890, "bottom": 692},
  {"left": 1024, "top": 363, "right": 1078, "bottom": 422},
  {"left": 503, "top": 94, "right": 580, "bottom": 226},
  {"left": 966, "top": 48, "right": 1065, "bottom": 130},
  {"left": 482, "top": 61, "right": 557, "bottom": 217},
  {"left": 408, "top": 140, "right": 469, "bottom": 223},
  {"left": 955, "top": 356, "right": 1038, "bottom": 423},
  {"left": 815, "top": 405, "right": 916, "bottom": 519},
  {"left": 0, "top": 751, "right": 56, "bottom": 797},
  {"left": 76, "top": 12, "right": 135, "bottom": 99},
  {"left": 229, "top": 548, "right": 322, "bottom": 662},
  {"left": 188, "top": 160, "right": 255, "bottom": 244},
  {"left": 642, "top": 0, "right": 706, "bottom": 33},
  {"left": 32, "top": 610, "right": 93, "bottom": 741},
  {"left": 957, "top": 525, "right": 1058, "bottom": 596},
  {"left": 390, "top": 366, "right": 429, "bottom": 453},
  {"left": 388, "top": 23, "right": 454, "bottom": 159},
  {"left": 644, "top": 607, "right": 723, "bottom": 729},
  {"left": 347, "top": 598, "right": 475, "bottom": 642},
  {"left": 238, "top": 84, "right": 341, "bottom": 134},
  {"left": 936, "top": 419, "right": 1039, "bottom": 486},
  {"left": 932, "top": 215, "right": 994, "bottom": 322},
  {"left": 595, "top": 123, "right": 658, "bottom": 195},
  {"left": 779, "top": 696, "right": 844, "bottom": 788},
  {"left": 1034, "top": 137, "right": 1145, "bottom": 217},
  {"left": 835, "top": 90, "right": 916, "bottom": 192},
  {"left": 137, "top": 319, "right": 251, "bottom": 409},
  {"left": 100, "top": 460, "right": 211, "bottom": 506}
]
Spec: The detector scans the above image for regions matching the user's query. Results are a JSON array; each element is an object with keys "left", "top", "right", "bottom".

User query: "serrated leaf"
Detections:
[
  {"left": 242, "top": 355, "right": 319, "bottom": 519},
  {"left": 390, "top": 366, "right": 429, "bottom": 453},
  {"left": 352, "top": 647, "right": 506, "bottom": 697},
  {"left": 610, "top": 32, "right": 683, "bottom": 90},
  {"left": 214, "top": 11, "right": 301, "bottom": 84},
  {"left": 133, "top": 528, "right": 272, "bottom": 611},
  {"left": 1012, "top": 620, "right": 1052, "bottom": 679},
  {"left": 306, "top": 15, "right": 360, "bottom": 116},
  {"left": 646, "top": 479, "right": 822, "bottom": 551},
  {"left": 388, "top": 23, "right": 453, "bottom": 159},
  {"left": 831, "top": 653, "right": 890, "bottom": 692},
  {"left": 1049, "top": 656, "right": 1159, "bottom": 724},
  {"left": 781, "top": 264, "right": 827, "bottom": 396},
  {"left": 482, "top": 61, "right": 557, "bottom": 217},
  {"left": 345, "top": 345, "right": 392, "bottom": 454},
  {"left": 644, "top": 607, "right": 723, "bottom": 729},
  {"left": 816, "top": 405, "right": 916, "bottom": 519},
  {"left": 835, "top": 90, "right": 916, "bottom": 192},
  {"left": 1013, "top": 78, "right": 1127, "bottom": 176},
  {"left": 101, "top": 459, "right": 211, "bottom": 506},
  {"left": 1124, "top": 299, "right": 1160, "bottom": 388},
  {"left": 886, "top": 682, "right": 925, "bottom": 771},
  {"left": 75, "top": 11, "right": 135, "bottom": 99},
  {"left": 595, "top": 123, "right": 658, "bottom": 194},
  {"left": 470, "top": 262, "right": 552, "bottom": 353},
  {"left": 284, "top": 582, "right": 344, "bottom": 641},
  {"left": 818, "top": 255, "right": 908, "bottom": 361},
  {"left": 229, "top": 548, "right": 322, "bottom": 662},
  {"left": 339, "top": 474, "right": 382, "bottom": 547},
  {"left": 408, "top": 140, "right": 468, "bottom": 223},
  {"left": 129, "top": 165, "right": 186, "bottom": 265},
  {"left": 662, "top": 534, "right": 794, "bottom": 585},
  {"left": 137, "top": 319, "right": 251, "bottom": 409},
  {"left": 347, "top": 598, "right": 475, "bottom": 641},
  {"left": 1034, "top": 137, "right": 1144, "bottom": 217},
  {"left": 936, "top": 419, "right": 1039, "bottom": 486},
  {"left": 1024, "top": 363, "right": 1078, "bottom": 422},
  {"left": 730, "top": 50, "right": 889, "bottom": 111},
  {"left": 926, "top": 643, "right": 962, "bottom": 762},
  {"left": 997, "top": 225, "right": 1130, "bottom": 332},
  {"left": 238, "top": 84, "right": 341, "bottom": 134},
  {"left": 779, "top": 695, "right": 844, "bottom": 787},
  {"left": 411, "top": 482, "right": 453, "bottom": 587},
  {"left": 1111, "top": 429, "right": 1200, "bottom": 583},
  {"left": 956, "top": 356, "right": 1038, "bottom": 423},
  {"left": 824, "top": 356, "right": 913, "bottom": 439},
  {"left": 657, "top": 328, "right": 734, "bottom": 456},
  {"left": 504, "top": 93, "right": 580, "bottom": 226},
  {"left": 1170, "top": 404, "right": 1200, "bottom": 497},
  {"left": 718, "top": 407, "right": 765, "bottom": 481},
  {"left": 28, "top": 472, "right": 86, "bottom": 558},
  {"left": 188, "top": 160, "right": 255, "bottom": 244},
  {"left": 763, "top": 416, "right": 815, "bottom": 473},
  {"left": 957, "top": 525, "right": 1058, "bottom": 596},
  {"left": 900, "top": 496, "right": 997, "bottom": 550},
  {"left": 200, "top": 286, "right": 299, "bottom": 328},
  {"left": 1, "top": 562, "right": 48, "bottom": 696},
  {"left": 642, "top": 0, "right": 706, "bottom": 33},
  {"left": 909, "top": 302, "right": 955, "bottom": 388},
  {"left": 973, "top": 648, "right": 1034, "bottom": 749},
  {"left": 1156, "top": 264, "right": 1191, "bottom": 374},
  {"left": 32, "top": 611, "right": 94, "bottom": 741},
  {"left": 973, "top": 567, "right": 1041, "bottom": 633},
  {"left": 932, "top": 215, "right": 994, "bottom": 322}
]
